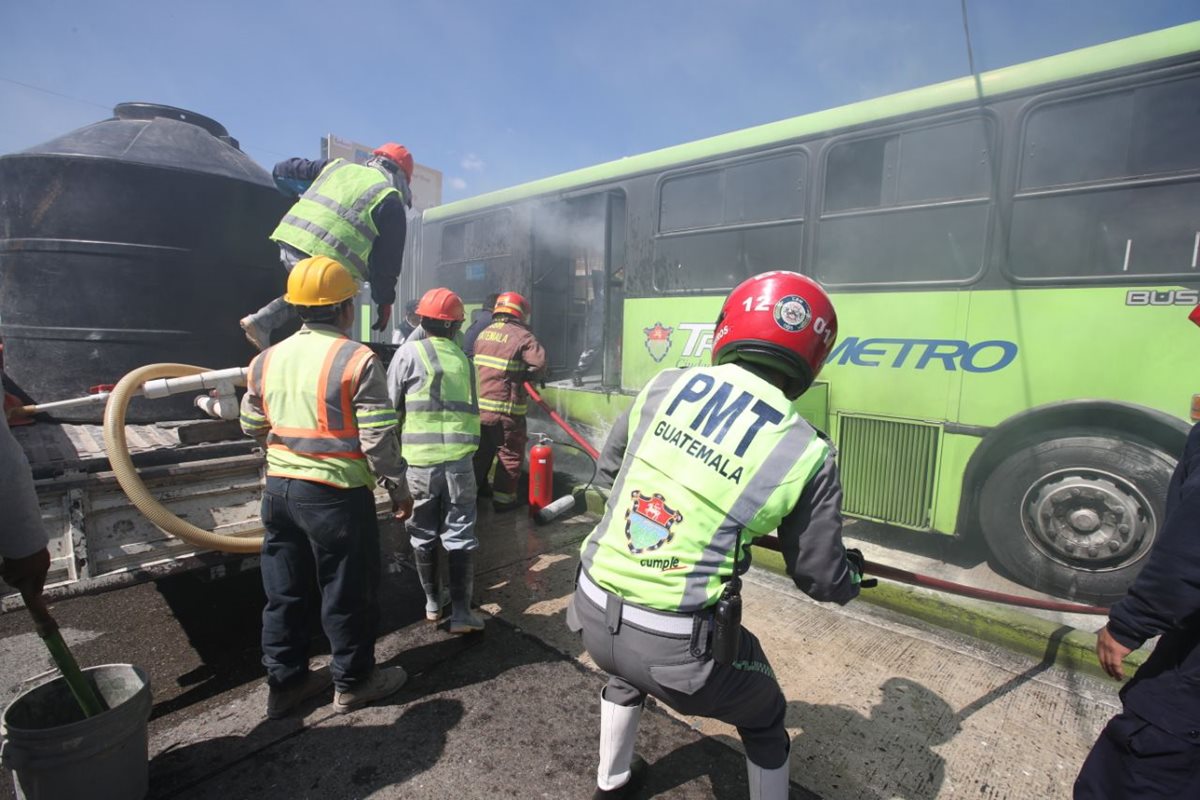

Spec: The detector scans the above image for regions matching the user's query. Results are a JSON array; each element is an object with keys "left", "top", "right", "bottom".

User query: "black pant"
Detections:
[
  {"left": 260, "top": 477, "right": 380, "bottom": 692},
  {"left": 1075, "top": 711, "right": 1200, "bottom": 798}
]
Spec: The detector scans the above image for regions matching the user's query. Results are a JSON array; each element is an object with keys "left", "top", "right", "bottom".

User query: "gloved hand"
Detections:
[
  {"left": 845, "top": 548, "right": 878, "bottom": 588},
  {"left": 372, "top": 304, "right": 393, "bottom": 332},
  {"left": 1, "top": 547, "right": 51, "bottom": 601}
]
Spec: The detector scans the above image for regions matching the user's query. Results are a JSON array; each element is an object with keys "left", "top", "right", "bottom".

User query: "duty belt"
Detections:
[{"left": 577, "top": 569, "right": 697, "bottom": 636}]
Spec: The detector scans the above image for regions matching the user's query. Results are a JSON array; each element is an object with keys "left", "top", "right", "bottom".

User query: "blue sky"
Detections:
[{"left": 2, "top": 1, "right": 1196, "bottom": 203}]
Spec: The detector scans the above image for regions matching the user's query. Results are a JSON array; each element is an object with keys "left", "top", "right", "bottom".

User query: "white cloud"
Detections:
[
  {"left": 460, "top": 153, "right": 485, "bottom": 171},
  {"left": 449, "top": 177, "right": 467, "bottom": 190}
]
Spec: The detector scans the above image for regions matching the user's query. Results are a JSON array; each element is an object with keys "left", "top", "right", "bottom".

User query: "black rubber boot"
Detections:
[{"left": 447, "top": 550, "right": 486, "bottom": 634}]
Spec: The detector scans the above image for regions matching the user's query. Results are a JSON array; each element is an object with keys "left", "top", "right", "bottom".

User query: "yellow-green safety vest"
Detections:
[
  {"left": 580, "top": 364, "right": 830, "bottom": 612},
  {"left": 270, "top": 159, "right": 398, "bottom": 283},
  {"left": 247, "top": 328, "right": 395, "bottom": 488},
  {"left": 401, "top": 336, "right": 481, "bottom": 466}
]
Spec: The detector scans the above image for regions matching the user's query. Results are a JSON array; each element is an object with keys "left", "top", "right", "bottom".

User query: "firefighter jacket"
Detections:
[
  {"left": 240, "top": 325, "right": 408, "bottom": 492},
  {"left": 472, "top": 317, "right": 547, "bottom": 422},
  {"left": 270, "top": 159, "right": 403, "bottom": 300},
  {"left": 387, "top": 334, "right": 481, "bottom": 468},
  {"left": 580, "top": 363, "right": 859, "bottom": 613}
]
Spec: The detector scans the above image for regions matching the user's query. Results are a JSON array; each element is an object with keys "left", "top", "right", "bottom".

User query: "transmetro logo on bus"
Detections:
[
  {"left": 659, "top": 323, "right": 1018, "bottom": 373},
  {"left": 644, "top": 322, "right": 674, "bottom": 363}
]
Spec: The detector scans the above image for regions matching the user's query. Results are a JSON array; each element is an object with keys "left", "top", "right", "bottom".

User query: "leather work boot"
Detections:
[
  {"left": 266, "top": 666, "right": 332, "bottom": 719},
  {"left": 447, "top": 550, "right": 486, "bottom": 634},
  {"left": 594, "top": 692, "right": 646, "bottom": 798},
  {"left": 332, "top": 666, "right": 408, "bottom": 713},
  {"left": 414, "top": 544, "right": 450, "bottom": 622},
  {"left": 239, "top": 316, "right": 270, "bottom": 350}
]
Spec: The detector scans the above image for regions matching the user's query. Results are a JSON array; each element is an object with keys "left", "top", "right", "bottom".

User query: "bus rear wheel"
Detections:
[{"left": 978, "top": 435, "right": 1173, "bottom": 605}]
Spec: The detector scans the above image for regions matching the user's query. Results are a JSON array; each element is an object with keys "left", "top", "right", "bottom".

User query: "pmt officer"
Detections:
[{"left": 568, "top": 271, "right": 868, "bottom": 799}]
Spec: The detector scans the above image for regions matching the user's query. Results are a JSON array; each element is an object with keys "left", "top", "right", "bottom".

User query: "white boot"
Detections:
[
  {"left": 747, "top": 753, "right": 790, "bottom": 800},
  {"left": 596, "top": 692, "right": 643, "bottom": 794}
]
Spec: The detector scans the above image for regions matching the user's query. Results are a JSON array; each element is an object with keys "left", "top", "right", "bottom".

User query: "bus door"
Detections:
[{"left": 530, "top": 192, "right": 625, "bottom": 387}]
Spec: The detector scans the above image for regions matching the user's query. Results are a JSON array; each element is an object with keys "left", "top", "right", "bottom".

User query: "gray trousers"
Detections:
[
  {"left": 406, "top": 456, "right": 479, "bottom": 552},
  {"left": 244, "top": 246, "right": 310, "bottom": 337},
  {"left": 568, "top": 579, "right": 789, "bottom": 768}
]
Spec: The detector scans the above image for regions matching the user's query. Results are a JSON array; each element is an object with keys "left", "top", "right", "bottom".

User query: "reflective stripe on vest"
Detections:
[
  {"left": 401, "top": 337, "right": 481, "bottom": 466},
  {"left": 477, "top": 396, "right": 526, "bottom": 416},
  {"left": 258, "top": 328, "right": 380, "bottom": 488},
  {"left": 269, "top": 160, "right": 397, "bottom": 282},
  {"left": 580, "top": 364, "right": 830, "bottom": 613}
]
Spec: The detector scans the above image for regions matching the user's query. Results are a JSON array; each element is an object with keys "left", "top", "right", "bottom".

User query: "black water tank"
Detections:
[{"left": 0, "top": 103, "right": 291, "bottom": 421}]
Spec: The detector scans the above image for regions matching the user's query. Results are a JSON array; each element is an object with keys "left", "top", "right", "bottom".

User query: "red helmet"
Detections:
[
  {"left": 415, "top": 287, "right": 465, "bottom": 322},
  {"left": 1190, "top": 304, "right": 1200, "bottom": 327},
  {"left": 711, "top": 271, "right": 837, "bottom": 394},
  {"left": 372, "top": 142, "right": 414, "bottom": 182},
  {"left": 494, "top": 291, "right": 530, "bottom": 321}
]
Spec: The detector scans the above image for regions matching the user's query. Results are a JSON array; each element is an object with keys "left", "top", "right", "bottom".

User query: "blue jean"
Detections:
[{"left": 260, "top": 476, "right": 380, "bottom": 692}]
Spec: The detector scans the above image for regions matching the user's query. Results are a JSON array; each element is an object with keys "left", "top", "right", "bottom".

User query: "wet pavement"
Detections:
[{"left": 1, "top": 506, "right": 1121, "bottom": 799}]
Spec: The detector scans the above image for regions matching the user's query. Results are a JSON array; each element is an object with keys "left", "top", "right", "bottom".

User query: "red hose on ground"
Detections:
[{"left": 524, "top": 382, "right": 1110, "bottom": 617}]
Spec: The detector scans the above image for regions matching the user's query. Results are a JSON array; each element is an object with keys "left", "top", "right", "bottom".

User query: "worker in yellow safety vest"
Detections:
[
  {"left": 239, "top": 144, "right": 414, "bottom": 350},
  {"left": 387, "top": 287, "right": 486, "bottom": 634},
  {"left": 240, "top": 256, "right": 413, "bottom": 719},
  {"left": 567, "top": 271, "right": 871, "bottom": 799}
]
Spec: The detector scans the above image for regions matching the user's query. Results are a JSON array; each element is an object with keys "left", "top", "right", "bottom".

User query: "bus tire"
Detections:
[{"left": 977, "top": 435, "right": 1174, "bottom": 605}]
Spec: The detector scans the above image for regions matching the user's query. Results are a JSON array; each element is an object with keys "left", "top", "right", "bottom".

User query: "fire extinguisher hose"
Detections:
[
  {"left": 522, "top": 380, "right": 1110, "bottom": 616},
  {"left": 524, "top": 382, "right": 600, "bottom": 460}
]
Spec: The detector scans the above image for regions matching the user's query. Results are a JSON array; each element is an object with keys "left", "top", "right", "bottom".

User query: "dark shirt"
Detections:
[
  {"left": 273, "top": 158, "right": 407, "bottom": 307},
  {"left": 1107, "top": 422, "right": 1200, "bottom": 738},
  {"left": 463, "top": 311, "right": 493, "bottom": 357}
]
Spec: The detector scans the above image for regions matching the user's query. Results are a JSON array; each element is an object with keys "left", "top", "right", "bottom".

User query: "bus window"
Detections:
[
  {"left": 654, "top": 152, "right": 805, "bottom": 292},
  {"left": 1011, "top": 73, "right": 1200, "bottom": 279},
  {"left": 815, "top": 117, "right": 992, "bottom": 286},
  {"left": 660, "top": 170, "right": 722, "bottom": 232},
  {"left": 439, "top": 210, "right": 513, "bottom": 301}
]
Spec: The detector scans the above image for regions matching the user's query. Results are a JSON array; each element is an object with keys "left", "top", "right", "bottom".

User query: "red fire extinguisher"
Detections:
[{"left": 529, "top": 436, "right": 554, "bottom": 518}]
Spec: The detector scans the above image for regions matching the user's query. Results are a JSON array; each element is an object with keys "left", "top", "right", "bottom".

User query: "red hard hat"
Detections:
[
  {"left": 1190, "top": 305, "right": 1200, "bottom": 327},
  {"left": 711, "top": 271, "right": 837, "bottom": 394},
  {"left": 372, "top": 142, "right": 414, "bottom": 182},
  {"left": 415, "top": 287, "right": 465, "bottom": 322},
  {"left": 494, "top": 291, "right": 530, "bottom": 321}
]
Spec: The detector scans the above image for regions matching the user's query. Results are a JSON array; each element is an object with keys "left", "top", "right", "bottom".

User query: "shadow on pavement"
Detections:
[
  {"left": 150, "top": 697, "right": 464, "bottom": 799},
  {"left": 787, "top": 677, "right": 958, "bottom": 800}
]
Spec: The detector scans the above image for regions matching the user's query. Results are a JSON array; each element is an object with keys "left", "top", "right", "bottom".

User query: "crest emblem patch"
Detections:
[
  {"left": 643, "top": 322, "right": 673, "bottom": 363},
  {"left": 773, "top": 295, "right": 812, "bottom": 333},
  {"left": 624, "top": 490, "right": 684, "bottom": 554}
]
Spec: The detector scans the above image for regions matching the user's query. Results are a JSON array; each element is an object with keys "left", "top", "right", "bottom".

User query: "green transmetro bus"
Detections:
[{"left": 404, "top": 22, "right": 1200, "bottom": 603}]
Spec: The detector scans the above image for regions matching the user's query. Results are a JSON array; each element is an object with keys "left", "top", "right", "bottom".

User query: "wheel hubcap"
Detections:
[{"left": 1023, "top": 468, "right": 1154, "bottom": 570}]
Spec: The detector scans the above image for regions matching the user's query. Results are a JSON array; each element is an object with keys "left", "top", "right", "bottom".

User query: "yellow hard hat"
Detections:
[{"left": 284, "top": 256, "right": 358, "bottom": 307}]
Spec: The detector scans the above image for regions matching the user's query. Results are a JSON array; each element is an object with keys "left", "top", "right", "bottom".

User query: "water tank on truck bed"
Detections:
[{"left": 0, "top": 102, "right": 290, "bottom": 421}]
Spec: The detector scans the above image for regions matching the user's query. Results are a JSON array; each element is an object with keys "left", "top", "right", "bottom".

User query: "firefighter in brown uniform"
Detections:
[{"left": 471, "top": 291, "right": 547, "bottom": 512}]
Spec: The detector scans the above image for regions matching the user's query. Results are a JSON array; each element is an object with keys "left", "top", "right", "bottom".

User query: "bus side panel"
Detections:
[
  {"left": 932, "top": 432, "right": 982, "bottom": 534},
  {"left": 959, "top": 287, "right": 1200, "bottom": 427}
]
